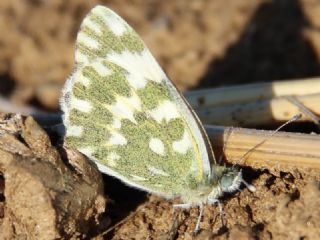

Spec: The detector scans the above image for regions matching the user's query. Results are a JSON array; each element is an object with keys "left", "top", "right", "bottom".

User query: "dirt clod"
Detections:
[{"left": 0, "top": 114, "right": 107, "bottom": 239}]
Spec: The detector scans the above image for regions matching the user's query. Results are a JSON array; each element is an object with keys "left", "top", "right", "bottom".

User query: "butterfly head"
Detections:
[
  {"left": 219, "top": 167, "right": 242, "bottom": 193},
  {"left": 207, "top": 166, "right": 242, "bottom": 203}
]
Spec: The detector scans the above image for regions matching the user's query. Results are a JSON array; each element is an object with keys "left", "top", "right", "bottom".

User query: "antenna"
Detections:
[
  {"left": 227, "top": 113, "right": 302, "bottom": 194},
  {"left": 285, "top": 96, "right": 320, "bottom": 129},
  {"left": 235, "top": 113, "right": 302, "bottom": 166}
]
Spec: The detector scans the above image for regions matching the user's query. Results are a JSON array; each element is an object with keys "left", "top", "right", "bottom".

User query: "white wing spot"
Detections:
[
  {"left": 94, "top": 6, "right": 128, "bottom": 36},
  {"left": 172, "top": 130, "right": 192, "bottom": 154},
  {"left": 71, "top": 98, "right": 93, "bottom": 113},
  {"left": 107, "top": 132, "right": 127, "bottom": 145},
  {"left": 149, "top": 138, "right": 165, "bottom": 156},
  {"left": 107, "top": 152, "right": 120, "bottom": 167},
  {"left": 111, "top": 118, "right": 121, "bottom": 129},
  {"left": 128, "top": 93, "right": 142, "bottom": 110},
  {"left": 77, "top": 32, "right": 99, "bottom": 49},
  {"left": 147, "top": 166, "right": 169, "bottom": 176},
  {"left": 131, "top": 175, "right": 147, "bottom": 181},
  {"left": 93, "top": 62, "right": 111, "bottom": 76},
  {"left": 78, "top": 147, "right": 94, "bottom": 158},
  {"left": 77, "top": 73, "right": 90, "bottom": 87},
  {"left": 148, "top": 100, "right": 180, "bottom": 123},
  {"left": 108, "top": 100, "right": 135, "bottom": 123},
  {"left": 106, "top": 94, "right": 141, "bottom": 124},
  {"left": 66, "top": 125, "right": 83, "bottom": 137},
  {"left": 75, "top": 51, "right": 89, "bottom": 63},
  {"left": 126, "top": 72, "right": 148, "bottom": 89},
  {"left": 84, "top": 17, "right": 102, "bottom": 34},
  {"left": 107, "top": 49, "right": 166, "bottom": 89}
]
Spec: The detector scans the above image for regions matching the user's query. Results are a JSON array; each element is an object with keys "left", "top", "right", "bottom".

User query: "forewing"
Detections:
[{"left": 61, "top": 6, "right": 214, "bottom": 197}]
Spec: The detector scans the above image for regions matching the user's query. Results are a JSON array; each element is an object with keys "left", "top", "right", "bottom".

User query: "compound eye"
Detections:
[
  {"left": 220, "top": 175, "right": 235, "bottom": 190},
  {"left": 220, "top": 171, "right": 242, "bottom": 193}
]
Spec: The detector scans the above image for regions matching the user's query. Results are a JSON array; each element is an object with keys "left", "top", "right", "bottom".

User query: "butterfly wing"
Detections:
[{"left": 61, "top": 6, "right": 214, "bottom": 198}]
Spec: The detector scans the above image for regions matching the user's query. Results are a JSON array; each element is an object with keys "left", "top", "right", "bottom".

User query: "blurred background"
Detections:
[{"left": 0, "top": 0, "right": 320, "bottom": 112}]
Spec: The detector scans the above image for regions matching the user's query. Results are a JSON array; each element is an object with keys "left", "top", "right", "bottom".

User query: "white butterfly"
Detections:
[{"left": 60, "top": 5, "right": 251, "bottom": 232}]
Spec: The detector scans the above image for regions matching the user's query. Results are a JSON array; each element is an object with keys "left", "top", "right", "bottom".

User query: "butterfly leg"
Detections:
[
  {"left": 167, "top": 203, "right": 193, "bottom": 238},
  {"left": 173, "top": 203, "right": 192, "bottom": 209},
  {"left": 208, "top": 198, "right": 226, "bottom": 225},
  {"left": 194, "top": 204, "right": 204, "bottom": 234},
  {"left": 173, "top": 203, "right": 204, "bottom": 234},
  {"left": 172, "top": 203, "right": 192, "bottom": 228}
]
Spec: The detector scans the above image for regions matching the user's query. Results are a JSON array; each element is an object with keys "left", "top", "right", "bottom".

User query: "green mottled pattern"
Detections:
[
  {"left": 137, "top": 81, "right": 171, "bottom": 110},
  {"left": 64, "top": 6, "right": 208, "bottom": 197},
  {"left": 66, "top": 60, "right": 204, "bottom": 195},
  {"left": 76, "top": 7, "right": 144, "bottom": 64}
]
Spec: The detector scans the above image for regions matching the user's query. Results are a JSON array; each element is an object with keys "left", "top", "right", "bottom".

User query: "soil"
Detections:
[{"left": 0, "top": 0, "right": 319, "bottom": 239}]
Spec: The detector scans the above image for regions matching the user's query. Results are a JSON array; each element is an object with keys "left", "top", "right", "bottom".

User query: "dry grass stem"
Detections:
[
  {"left": 205, "top": 125, "right": 320, "bottom": 171},
  {"left": 186, "top": 78, "right": 320, "bottom": 126}
]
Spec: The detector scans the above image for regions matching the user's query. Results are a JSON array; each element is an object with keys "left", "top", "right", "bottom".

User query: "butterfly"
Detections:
[{"left": 60, "top": 5, "right": 248, "bottom": 232}]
